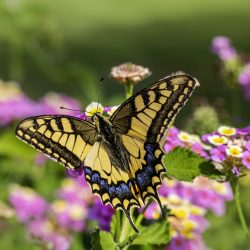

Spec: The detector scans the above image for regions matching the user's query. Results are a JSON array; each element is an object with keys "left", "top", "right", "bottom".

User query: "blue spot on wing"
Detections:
[{"left": 91, "top": 172, "right": 100, "bottom": 183}]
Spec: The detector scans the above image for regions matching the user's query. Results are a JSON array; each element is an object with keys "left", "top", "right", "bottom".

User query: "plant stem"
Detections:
[
  {"left": 124, "top": 82, "right": 134, "bottom": 99},
  {"left": 119, "top": 212, "right": 132, "bottom": 244},
  {"left": 230, "top": 178, "right": 249, "bottom": 239},
  {"left": 115, "top": 210, "right": 121, "bottom": 242}
]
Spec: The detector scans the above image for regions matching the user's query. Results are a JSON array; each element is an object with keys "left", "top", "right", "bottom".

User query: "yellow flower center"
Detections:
[
  {"left": 226, "top": 145, "right": 243, "bottom": 158},
  {"left": 85, "top": 102, "right": 104, "bottom": 117},
  {"left": 52, "top": 200, "right": 67, "bottom": 213},
  {"left": 178, "top": 131, "right": 192, "bottom": 143},
  {"left": 69, "top": 204, "right": 85, "bottom": 220},
  {"left": 218, "top": 126, "right": 236, "bottom": 136},
  {"left": 208, "top": 135, "right": 228, "bottom": 145}
]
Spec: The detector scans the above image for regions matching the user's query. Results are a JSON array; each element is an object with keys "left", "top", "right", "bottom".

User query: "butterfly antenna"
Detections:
[
  {"left": 97, "top": 77, "right": 104, "bottom": 113},
  {"left": 60, "top": 106, "right": 84, "bottom": 113}
]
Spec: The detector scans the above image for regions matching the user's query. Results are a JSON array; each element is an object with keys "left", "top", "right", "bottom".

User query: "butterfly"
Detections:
[{"left": 15, "top": 74, "right": 199, "bottom": 232}]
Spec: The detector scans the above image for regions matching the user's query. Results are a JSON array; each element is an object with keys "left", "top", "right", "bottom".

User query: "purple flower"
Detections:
[
  {"left": 191, "top": 143, "right": 209, "bottom": 159},
  {"left": 51, "top": 200, "right": 87, "bottom": 231},
  {"left": 231, "top": 166, "right": 241, "bottom": 176},
  {"left": 56, "top": 177, "right": 93, "bottom": 204},
  {"left": 9, "top": 185, "right": 48, "bottom": 222},
  {"left": 218, "top": 47, "right": 237, "bottom": 61},
  {"left": 144, "top": 202, "right": 160, "bottom": 220},
  {"left": 238, "top": 64, "right": 250, "bottom": 86},
  {"left": 28, "top": 219, "right": 71, "bottom": 250},
  {"left": 210, "top": 145, "right": 227, "bottom": 162},
  {"left": 238, "top": 64, "right": 250, "bottom": 100},
  {"left": 237, "top": 126, "right": 250, "bottom": 135},
  {"left": 211, "top": 36, "right": 237, "bottom": 61},
  {"left": 211, "top": 36, "right": 231, "bottom": 54},
  {"left": 166, "top": 235, "right": 209, "bottom": 250},
  {"left": 246, "top": 141, "right": 250, "bottom": 151},
  {"left": 66, "top": 166, "right": 84, "bottom": 178},
  {"left": 242, "top": 151, "right": 250, "bottom": 169},
  {"left": 88, "top": 198, "right": 114, "bottom": 231},
  {"left": 0, "top": 82, "right": 81, "bottom": 126}
]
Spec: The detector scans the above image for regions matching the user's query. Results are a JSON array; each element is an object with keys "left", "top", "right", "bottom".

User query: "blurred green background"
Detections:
[
  {"left": 1, "top": 0, "right": 250, "bottom": 123},
  {"left": 1, "top": 0, "right": 250, "bottom": 249}
]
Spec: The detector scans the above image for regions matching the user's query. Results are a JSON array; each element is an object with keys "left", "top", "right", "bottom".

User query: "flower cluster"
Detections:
[
  {"left": 165, "top": 125, "right": 250, "bottom": 177},
  {"left": 211, "top": 36, "right": 250, "bottom": 100},
  {"left": 144, "top": 176, "right": 232, "bottom": 250},
  {"left": 9, "top": 176, "right": 114, "bottom": 250},
  {"left": 0, "top": 79, "right": 81, "bottom": 126},
  {"left": 143, "top": 124, "right": 243, "bottom": 250},
  {"left": 211, "top": 36, "right": 237, "bottom": 61}
]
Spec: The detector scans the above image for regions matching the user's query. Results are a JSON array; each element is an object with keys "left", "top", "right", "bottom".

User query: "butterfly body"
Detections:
[{"left": 15, "top": 74, "right": 199, "bottom": 232}]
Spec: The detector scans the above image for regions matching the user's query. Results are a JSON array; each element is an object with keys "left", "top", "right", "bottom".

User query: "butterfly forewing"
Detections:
[{"left": 16, "top": 115, "right": 98, "bottom": 169}]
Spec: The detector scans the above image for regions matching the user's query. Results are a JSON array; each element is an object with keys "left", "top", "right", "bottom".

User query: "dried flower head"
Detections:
[{"left": 110, "top": 63, "right": 151, "bottom": 85}]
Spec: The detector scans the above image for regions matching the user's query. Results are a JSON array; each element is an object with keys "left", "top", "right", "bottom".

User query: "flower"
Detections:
[
  {"left": 225, "top": 145, "right": 243, "bottom": 158},
  {"left": 211, "top": 36, "right": 231, "bottom": 54},
  {"left": 207, "top": 135, "right": 228, "bottom": 146},
  {"left": 238, "top": 64, "right": 250, "bottom": 86},
  {"left": 211, "top": 36, "right": 237, "bottom": 61},
  {"left": 242, "top": 151, "right": 250, "bottom": 169},
  {"left": 238, "top": 64, "right": 250, "bottom": 100},
  {"left": 51, "top": 200, "right": 87, "bottom": 231},
  {"left": 110, "top": 62, "right": 151, "bottom": 84},
  {"left": 0, "top": 80, "right": 81, "bottom": 126},
  {"left": 9, "top": 184, "right": 48, "bottom": 222},
  {"left": 88, "top": 198, "right": 114, "bottom": 231},
  {"left": 85, "top": 102, "right": 104, "bottom": 117},
  {"left": 28, "top": 219, "right": 71, "bottom": 250},
  {"left": 218, "top": 126, "right": 236, "bottom": 136},
  {"left": 231, "top": 166, "right": 241, "bottom": 176}
]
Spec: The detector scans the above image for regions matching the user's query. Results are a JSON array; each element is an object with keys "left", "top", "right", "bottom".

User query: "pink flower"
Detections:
[
  {"left": 242, "top": 151, "right": 250, "bottom": 169},
  {"left": 9, "top": 185, "right": 48, "bottom": 222},
  {"left": 210, "top": 145, "right": 227, "bottom": 162}
]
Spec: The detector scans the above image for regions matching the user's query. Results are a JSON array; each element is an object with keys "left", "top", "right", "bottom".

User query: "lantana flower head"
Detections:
[{"left": 110, "top": 62, "right": 151, "bottom": 85}]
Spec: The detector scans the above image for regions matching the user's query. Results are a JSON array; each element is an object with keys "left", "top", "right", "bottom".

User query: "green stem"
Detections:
[
  {"left": 119, "top": 212, "right": 132, "bottom": 244},
  {"left": 230, "top": 178, "right": 249, "bottom": 239},
  {"left": 115, "top": 210, "right": 121, "bottom": 242},
  {"left": 124, "top": 82, "right": 134, "bottom": 99}
]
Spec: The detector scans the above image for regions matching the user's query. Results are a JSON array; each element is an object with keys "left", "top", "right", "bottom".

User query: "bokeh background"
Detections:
[{"left": 1, "top": 0, "right": 250, "bottom": 249}]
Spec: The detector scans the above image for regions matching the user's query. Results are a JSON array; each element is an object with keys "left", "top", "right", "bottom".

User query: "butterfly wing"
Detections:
[
  {"left": 110, "top": 74, "right": 199, "bottom": 206},
  {"left": 83, "top": 140, "right": 141, "bottom": 232},
  {"left": 15, "top": 115, "right": 98, "bottom": 169}
]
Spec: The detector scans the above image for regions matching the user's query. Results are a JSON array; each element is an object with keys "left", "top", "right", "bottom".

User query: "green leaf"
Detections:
[
  {"left": 164, "top": 147, "right": 223, "bottom": 182},
  {"left": 91, "top": 228, "right": 116, "bottom": 250},
  {"left": 131, "top": 222, "right": 169, "bottom": 246}
]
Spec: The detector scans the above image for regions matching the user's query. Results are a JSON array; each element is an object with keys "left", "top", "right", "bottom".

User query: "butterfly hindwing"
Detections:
[
  {"left": 15, "top": 115, "right": 98, "bottom": 169},
  {"left": 83, "top": 141, "right": 141, "bottom": 232},
  {"left": 110, "top": 74, "right": 199, "bottom": 209}
]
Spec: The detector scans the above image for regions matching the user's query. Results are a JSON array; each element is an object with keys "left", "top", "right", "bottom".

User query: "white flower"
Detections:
[
  {"left": 218, "top": 126, "right": 236, "bottom": 136},
  {"left": 85, "top": 102, "right": 104, "bottom": 117}
]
